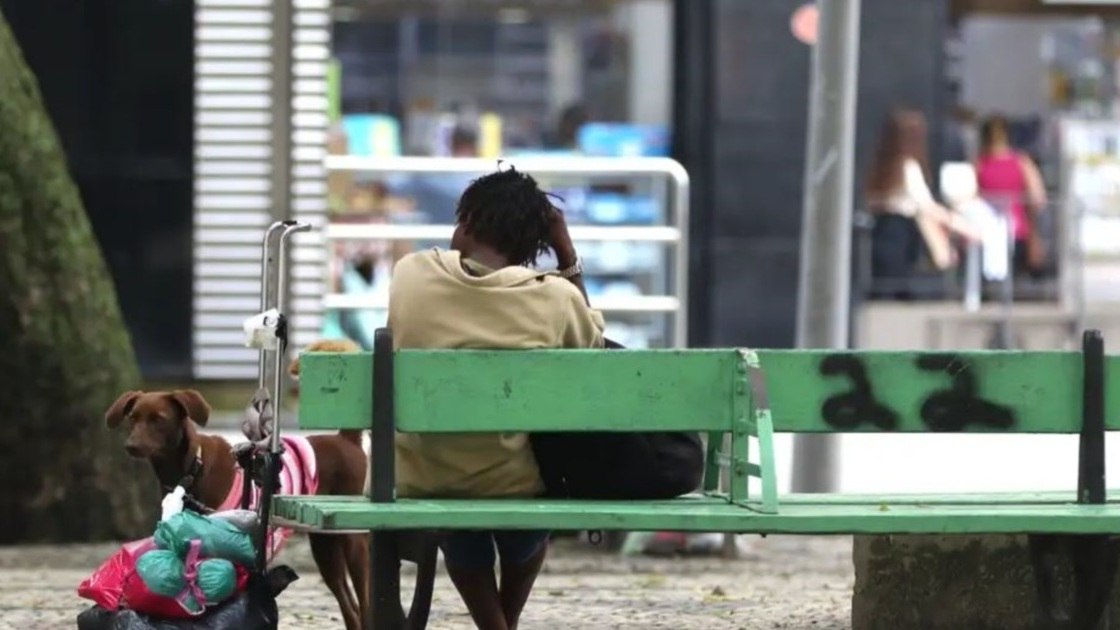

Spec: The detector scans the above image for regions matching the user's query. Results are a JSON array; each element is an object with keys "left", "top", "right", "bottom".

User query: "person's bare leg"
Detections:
[
  {"left": 499, "top": 544, "right": 548, "bottom": 630},
  {"left": 447, "top": 563, "right": 508, "bottom": 630}
]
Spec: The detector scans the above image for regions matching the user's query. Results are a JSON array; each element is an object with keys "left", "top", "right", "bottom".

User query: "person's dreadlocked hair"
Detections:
[{"left": 455, "top": 167, "right": 555, "bottom": 266}]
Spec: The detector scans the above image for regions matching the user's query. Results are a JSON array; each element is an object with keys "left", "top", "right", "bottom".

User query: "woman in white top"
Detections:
[{"left": 866, "top": 109, "right": 979, "bottom": 294}]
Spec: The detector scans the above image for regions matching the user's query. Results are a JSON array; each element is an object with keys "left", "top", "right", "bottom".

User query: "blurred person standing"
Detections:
[
  {"left": 399, "top": 125, "right": 481, "bottom": 225},
  {"left": 975, "top": 114, "right": 1049, "bottom": 276},
  {"left": 866, "top": 109, "right": 979, "bottom": 298},
  {"left": 544, "top": 103, "right": 589, "bottom": 151}
]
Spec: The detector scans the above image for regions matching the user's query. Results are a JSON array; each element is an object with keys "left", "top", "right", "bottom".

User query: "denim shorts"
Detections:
[{"left": 440, "top": 530, "right": 550, "bottom": 570}]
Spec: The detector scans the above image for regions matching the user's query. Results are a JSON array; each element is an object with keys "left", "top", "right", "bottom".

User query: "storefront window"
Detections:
[
  {"left": 329, "top": 0, "right": 672, "bottom": 158},
  {"left": 320, "top": 0, "right": 681, "bottom": 351},
  {"left": 945, "top": 13, "right": 1120, "bottom": 310}
]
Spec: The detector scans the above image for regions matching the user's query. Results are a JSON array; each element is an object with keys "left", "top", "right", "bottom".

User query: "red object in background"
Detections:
[
  {"left": 790, "top": 3, "right": 819, "bottom": 46},
  {"left": 78, "top": 538, "right": 250, "bottom": 619}
]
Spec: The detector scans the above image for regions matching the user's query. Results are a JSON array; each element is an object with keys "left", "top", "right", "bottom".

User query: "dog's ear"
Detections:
[
  {"left": 168, "top": 389, "right": 211, "bottom": 427},
  {"left": 105, "top": 391, "right": 142, "bottom": 428}
]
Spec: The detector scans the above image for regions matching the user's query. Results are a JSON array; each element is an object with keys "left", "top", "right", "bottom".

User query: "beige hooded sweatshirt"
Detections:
[{"left": 388, "top": 248, "right": 604, "bottom": 498}]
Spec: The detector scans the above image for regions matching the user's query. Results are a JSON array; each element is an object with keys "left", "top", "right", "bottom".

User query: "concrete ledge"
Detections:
[
  {"left": 852, "top": 534, "right": 1120, "bottom": 629},
  {"left": 854, "top": 301, "right": 1120, "bottom": 351}
]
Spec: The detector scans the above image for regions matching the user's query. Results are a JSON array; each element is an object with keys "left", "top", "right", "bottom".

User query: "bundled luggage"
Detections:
[
  {"left": 76, "top": 222, "right": 310, "bottom": 629},
  {"left": 78, "top": 509, "right": 267, "bottom": 624}
]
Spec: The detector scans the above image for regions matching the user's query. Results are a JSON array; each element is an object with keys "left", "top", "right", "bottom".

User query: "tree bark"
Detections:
[{"left": 0, "top": 9, "right": 158, "bottom": 542}]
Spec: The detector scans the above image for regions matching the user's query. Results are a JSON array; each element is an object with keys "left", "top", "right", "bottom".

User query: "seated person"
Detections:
[
  {"left": 866, "top": 109, "right": 979, "bottom": 299},
  {"left": 387, "top": 167, "right": 604, "bottom": 630}
]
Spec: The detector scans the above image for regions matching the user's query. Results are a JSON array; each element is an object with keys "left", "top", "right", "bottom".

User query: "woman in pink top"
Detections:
[{"left": 975, "top": 115, "right": 1048, "bottom": 275}]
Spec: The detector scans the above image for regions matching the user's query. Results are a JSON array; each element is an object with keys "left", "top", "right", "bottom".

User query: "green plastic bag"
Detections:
[
  {"left": 135, "top": 549, "right": 185, "bottom": 597},
  {"left": 135, "top": 549, "right": 239, "bottom": 613},
  {"left": 154, "top": 512, "right": 256, "bottom": 565},
  {"left": 195, "top": 558, "right": 238, "bottom": 606}
]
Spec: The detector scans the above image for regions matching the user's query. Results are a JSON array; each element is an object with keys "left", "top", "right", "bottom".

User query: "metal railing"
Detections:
[
  {"left": 322, "top": 155, "right": 692, "bottom": 348},
  {"left": 854, "top": 196, "right": 1089, "bottom": 350}
]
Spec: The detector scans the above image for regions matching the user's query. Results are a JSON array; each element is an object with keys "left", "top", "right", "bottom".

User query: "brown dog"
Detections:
[{"left": 105, "top": 372, "right": 370, "bottom": 629}]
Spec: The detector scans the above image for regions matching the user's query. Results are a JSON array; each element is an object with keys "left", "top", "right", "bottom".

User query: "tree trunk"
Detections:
[{"left": 0, "top": 9, "right": 158, "bottom": 542}]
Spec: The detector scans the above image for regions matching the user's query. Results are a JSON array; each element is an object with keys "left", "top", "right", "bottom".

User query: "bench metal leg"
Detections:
[
  {"left": 370, "top": 531, "right": 403, "bottom": 630},
  {"left": 1029, "top": 534, "right": 1119, "bottom": 630},
  {"left": 368, "top": 530, "right": 439, "bottom": 630},
  {"left": 1028, "top": 331, "right": 1117, "bottom": 630},
  {"left": 1070, "top": 536, "right": 1120, "bottom": 630},
  {"left": 368, "top": 328, "right": 441, "bottom": 629},
  {"left": 1070, "top": 330, "right": 1118, "bottom": 630}
]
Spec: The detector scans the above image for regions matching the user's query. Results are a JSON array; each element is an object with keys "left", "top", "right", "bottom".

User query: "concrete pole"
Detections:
[
  {"left": 265, "top": 0, "right": 294, "bottom": 396},
  {"left": 790, "top": 0, "right": 862, "bottom": 492}
]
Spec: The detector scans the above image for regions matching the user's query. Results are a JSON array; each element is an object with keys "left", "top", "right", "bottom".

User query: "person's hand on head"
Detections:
[
  {"left": 546, "top": 206, "right": 588, "bottom": 303},
  {"left": 548, "top": 207, "right": 577, "bottom": 267}
]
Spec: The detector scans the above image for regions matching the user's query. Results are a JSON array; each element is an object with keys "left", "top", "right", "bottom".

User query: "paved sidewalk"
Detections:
[{"left": 0, "top": 535, "right": 852, "bottom": 629}]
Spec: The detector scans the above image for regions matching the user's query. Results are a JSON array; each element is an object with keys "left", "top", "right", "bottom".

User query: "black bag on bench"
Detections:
[{"left": 529, "top": 339, "right": 705, "bottom": 500}]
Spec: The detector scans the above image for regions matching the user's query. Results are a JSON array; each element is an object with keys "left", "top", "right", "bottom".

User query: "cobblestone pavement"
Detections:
[{"left": 0, "top": 535, "right": 852, "bottom": 630}]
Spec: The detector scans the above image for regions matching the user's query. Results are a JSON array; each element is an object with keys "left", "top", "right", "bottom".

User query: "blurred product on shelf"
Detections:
[
  {"left": 583, "top": 193, "right": 659, "bottom": 225},
  {"left": 315, "top": 157, "right": 686, "bottom": 352},
  {"left": 341, "top": 114, "right": 401, "bottom": 158},
  {"left": 478, "top": 112, "right": 503, "bottom": 158},
  {"left": 577, "top": 123, "right": 670, "bottom": 158}
]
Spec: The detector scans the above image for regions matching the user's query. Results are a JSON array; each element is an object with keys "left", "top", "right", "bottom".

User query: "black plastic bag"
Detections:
[
  {"left": 529, "top": 339, "right": 705, "bottom": 500},
  {"left": 77, "top": 565, "right": 297, "bottom": 630},
  {"left": 532, "top": 430, "right": 704, "bottom": 499}
]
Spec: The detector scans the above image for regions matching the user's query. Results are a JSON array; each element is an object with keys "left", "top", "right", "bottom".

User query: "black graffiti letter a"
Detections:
[
  {"left": 819, "top": 355, "right": 899, "bottom": 430},
  {"left": 915, "top": 354, "right": 1015, "bottom": 432}
]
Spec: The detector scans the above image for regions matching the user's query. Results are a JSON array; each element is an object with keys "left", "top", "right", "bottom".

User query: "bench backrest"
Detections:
[
  {"left": 298, "top": 349, "right": 1120, "bottom": 434},
  {"left": 297, "top": 335, "right": 1114, "bottom": 513},
  {"left": 300, "top": 349, "right": 742, "bottom": 433}
]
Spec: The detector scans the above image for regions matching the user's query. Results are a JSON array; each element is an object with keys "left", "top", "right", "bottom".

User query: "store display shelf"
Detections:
[
  {"left": 323, "top": 292, "right": 679, "bottom": 313},
  {"left": 325, "top": 155, "right": 690, "bottom": 181},
  {"left": 320, "top": 155, "right": 689, "bottom": 347},
  {"left": 324, "top": 222, "right": 681, "bottom": 243}
]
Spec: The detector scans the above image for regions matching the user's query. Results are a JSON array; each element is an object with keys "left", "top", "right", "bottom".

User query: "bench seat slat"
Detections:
[
  {"left": 276, "top": 490, "right": 1116, "bottom": 511},
  {"left": 273, "top": 494, "right": 1120, "bottom": 535}
]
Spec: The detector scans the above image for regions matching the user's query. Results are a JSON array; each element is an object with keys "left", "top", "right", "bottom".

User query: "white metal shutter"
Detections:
[
  {"left": 193, "top": 0, "right": 276, "bottom": 379},
  {"left": 193, "top": 0, "right": 329, "bottom": 379},
  {"left": 288, "top": 0, "right": 330, "bottom": 352}
]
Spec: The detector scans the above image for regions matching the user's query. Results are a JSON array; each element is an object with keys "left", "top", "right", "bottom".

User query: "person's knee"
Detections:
[
  {"left": 495, "top": 531, "right": 550, "bottom": 567},
  {"left": 441, "top": 531, "right": 497, "bottom": 571}
]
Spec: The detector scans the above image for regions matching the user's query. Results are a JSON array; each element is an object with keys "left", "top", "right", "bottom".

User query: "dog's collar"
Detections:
[
  {"left": 163, "top": 445, "right": 204, "bottom": 495},
  {"left": 181, "top": 445, "right": 204, "bottom": 489}
]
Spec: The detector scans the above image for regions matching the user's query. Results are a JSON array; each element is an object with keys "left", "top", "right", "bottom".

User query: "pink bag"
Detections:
[
  {"left": 77, "top": 538, "right": 157, "bottom": 610},
  {"left": 78, "top": 538, "right": 250, "bottom": 619}
]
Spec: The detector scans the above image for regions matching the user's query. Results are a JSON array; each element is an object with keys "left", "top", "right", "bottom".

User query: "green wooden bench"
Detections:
[{"left": 274, "top": 329, "right": 1120, "bottom": 630}]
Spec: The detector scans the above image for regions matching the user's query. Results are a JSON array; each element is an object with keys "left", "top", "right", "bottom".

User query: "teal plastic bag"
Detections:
[
  {"left": 136, "top": 550, "right": 239, "bottom": 613},
  {"left": 135, "top": 549, "right": 185, "bottom": 597},
  {"left": 195, "top": 558, "right": 238, "bottom": 604},
  {"left": 154, "top": 512, "right": 256, "bottom": 565}
]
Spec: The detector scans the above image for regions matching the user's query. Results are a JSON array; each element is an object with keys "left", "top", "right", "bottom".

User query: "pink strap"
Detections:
[{"left": 174, "top": 539, "right": 208, "bottom": 613}]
